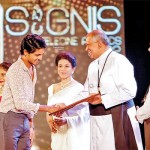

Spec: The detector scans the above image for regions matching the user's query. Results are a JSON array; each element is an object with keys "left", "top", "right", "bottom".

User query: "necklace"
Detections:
[{"left": 60, "top": 79, "right": 72, "bottom": 90}]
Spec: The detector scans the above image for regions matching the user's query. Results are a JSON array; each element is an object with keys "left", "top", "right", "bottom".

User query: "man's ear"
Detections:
[
  {"left": 98, "top": 42, "right": 102, "bottom": 49},
  {"left": 24, "top": 49, "right": 29, "bottom": 56}
]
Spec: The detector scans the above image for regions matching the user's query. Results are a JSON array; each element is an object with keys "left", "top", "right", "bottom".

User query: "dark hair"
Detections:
[
  {"left": 0, "top": 62, "right": 12, "bottom": 71},
  {"left": 55, "top": 52, "right": 76, "bottom": 68},
  {"left": 20, "top": 34, "right": 46, "bottom": 55}
]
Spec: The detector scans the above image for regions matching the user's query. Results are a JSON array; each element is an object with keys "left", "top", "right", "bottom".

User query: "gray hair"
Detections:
[{"left": 87, "top": 30, "right": 110, "bottom": 46}]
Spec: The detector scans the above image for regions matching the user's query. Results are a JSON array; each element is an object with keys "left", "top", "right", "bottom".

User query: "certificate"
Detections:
[{"left": 49, "top": 93, "right": 100, "bottom": 115}]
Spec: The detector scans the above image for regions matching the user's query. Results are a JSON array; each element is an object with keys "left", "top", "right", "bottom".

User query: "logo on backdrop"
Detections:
[{"left": 0, "top": 3, "right": 123, "bottom": 62}]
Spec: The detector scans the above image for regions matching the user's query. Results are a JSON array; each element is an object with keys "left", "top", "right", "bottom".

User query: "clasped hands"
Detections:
[
  {"left": 48, "top": 103, "right": 66, "bottom": 115},
  {"left": 47, "top": 94, "right": 102, "bottom": 133},
  {"left": 48, "top": 103, "right": 67, "bottom": 133},
  {"left": 50, "top": 115, "right": 67, "bottom": 133}
]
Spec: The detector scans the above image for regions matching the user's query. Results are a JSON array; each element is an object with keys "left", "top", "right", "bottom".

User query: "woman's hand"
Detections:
[
  {"left": 54, "top": 116, "right": 67, "bottom": 126},
  {"left": 46, "top": 114, "right": 58, "bottom": 133},
  {"left": 51, "top": 121, "right": 58, "bottom": 133}
]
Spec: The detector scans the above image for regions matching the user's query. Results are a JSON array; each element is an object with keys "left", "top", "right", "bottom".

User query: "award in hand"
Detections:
[{"left": 49, "top": 93, "right": 100, "bottom": 115}]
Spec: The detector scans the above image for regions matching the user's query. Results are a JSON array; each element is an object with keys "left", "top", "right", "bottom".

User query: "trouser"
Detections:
[
  {"left": 3, "top": 111, "right": 30, "bottom": 150},
  {"left": 0, "top": 112, "right": 5, "bottom": 150}
]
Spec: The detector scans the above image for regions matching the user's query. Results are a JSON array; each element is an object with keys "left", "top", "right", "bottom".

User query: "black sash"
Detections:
[{"left": 89, "top": 99, "right": 134, "bottom": 116}]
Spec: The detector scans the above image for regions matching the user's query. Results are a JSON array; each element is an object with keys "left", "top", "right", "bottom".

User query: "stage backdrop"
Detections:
[{"left": 0, "top": 0, "right": 124, "bottom": 149}]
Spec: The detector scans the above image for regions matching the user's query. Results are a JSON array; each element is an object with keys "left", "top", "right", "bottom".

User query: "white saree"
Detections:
[{"left": 47, "top": 81, "right": 90, "bottom": 150}]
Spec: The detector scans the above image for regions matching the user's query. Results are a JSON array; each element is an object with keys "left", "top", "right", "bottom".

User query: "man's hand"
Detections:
[
  {"left": 29, "top": 127, "right": 34, "bottom": 147},
  {"left": 47, "top": 103, "right": 66, "bottom": 114},
  {"left": 28, "top": 118, "right": 34, "bottom": 147},
  {"left": 53, "top": 103, "right": 66, "bottom": 116},
  {"left": 88, "top": 93, "right": 102, "bottom": 105}
]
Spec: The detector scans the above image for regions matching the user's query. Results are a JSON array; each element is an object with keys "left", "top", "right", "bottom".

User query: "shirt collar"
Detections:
[
  {"left": 17, "top": 56, "right": 28, "bottom": 72},
  {"left": 96, "top": 48, "right": 112, "bottom": 62},
  {"left": 17, "top": 56, "right": 36, "bottom": 72}
]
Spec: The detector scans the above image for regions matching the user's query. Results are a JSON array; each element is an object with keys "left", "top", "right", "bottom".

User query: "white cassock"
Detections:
[{"left": 85, "top": 48, "right": 143, "bottom": 150}]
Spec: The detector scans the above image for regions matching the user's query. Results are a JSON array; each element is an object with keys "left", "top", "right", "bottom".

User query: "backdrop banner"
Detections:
[{"left": 0, "top": 0, "right": 124, "bottom": 149}]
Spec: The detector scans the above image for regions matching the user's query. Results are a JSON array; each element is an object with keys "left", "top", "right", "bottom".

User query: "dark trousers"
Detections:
[{"left": 3, "top": 111, "right": 30, "bottom": 150}]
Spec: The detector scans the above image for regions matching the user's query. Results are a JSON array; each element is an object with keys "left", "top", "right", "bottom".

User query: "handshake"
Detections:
[{"left": 48, "top": 93, "right": 101, "bottom": 115}]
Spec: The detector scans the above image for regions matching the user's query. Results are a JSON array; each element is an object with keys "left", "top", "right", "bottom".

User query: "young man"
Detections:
[
  {"left": 85, "top": 30, "right": 143, "bottom": 150},
  {"left": 0, "top": 34, "right": 61, "bottom": 150}
]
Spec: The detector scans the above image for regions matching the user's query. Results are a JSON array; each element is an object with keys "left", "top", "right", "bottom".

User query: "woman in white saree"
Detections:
[{"left": 46, "top": 52, "right": 90, "bottom": 150}]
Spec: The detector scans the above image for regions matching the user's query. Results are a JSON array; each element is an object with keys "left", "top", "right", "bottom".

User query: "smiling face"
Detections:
[
  {"left": 0, "top": 67, "right": 7, "bottom": 86},
  {"left": 57, "top": 59, "right": 75, "bottom": 80},
  {"left": 85, "top": 30, "right": 110, "bottom": 59},
  {"left": 24, "top": 48, "right": 45, "bottom": 67},
  {"left": 85, "top": 35, "right": 103, "bottom": 59}
]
